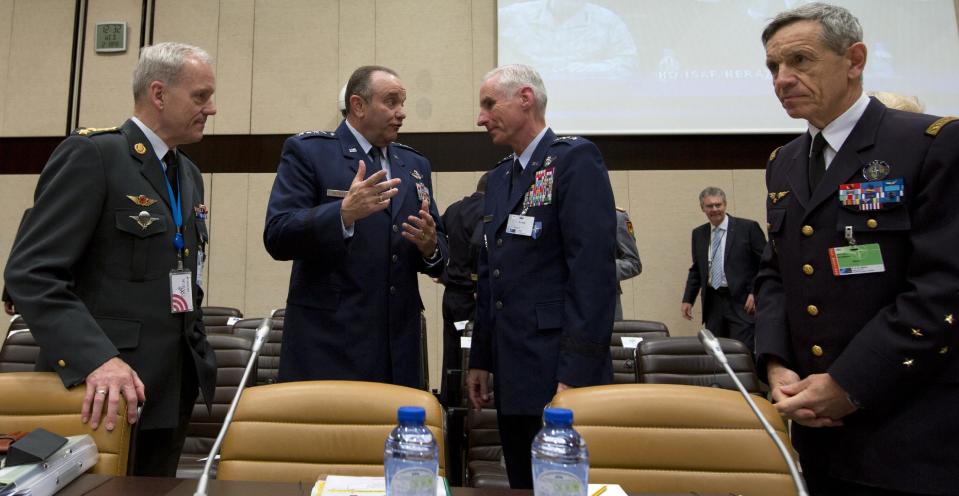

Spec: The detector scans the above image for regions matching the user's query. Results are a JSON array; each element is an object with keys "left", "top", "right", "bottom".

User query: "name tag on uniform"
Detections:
[
  {"left": 326, "top": 189, "right": 348, "bottom": 198},
  {"left": 506, "top": 214, "right": 535, "bottom": 236},
  {"left": 170, "top": 269, "right": 195, "bottom": 313},
  {"left": 828, "top": 243, "right": 885, "bottom": 276}
]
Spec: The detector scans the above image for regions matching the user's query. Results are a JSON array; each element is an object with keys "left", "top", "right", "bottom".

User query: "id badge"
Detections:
[
  {"left": 828, "top": 243, "right": 885, "bottom": 276},
  {"left": 506, "top": 214, "right": 535, "bottom": 236},
  {"left": 196, "top": 249, "right": 206, "bottom": 289},
  {"left": 169, "top": 269, "right": 195, "bottom": 313}
]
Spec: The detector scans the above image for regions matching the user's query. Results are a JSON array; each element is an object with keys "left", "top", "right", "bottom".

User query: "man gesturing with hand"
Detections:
[{"left": 265, "top": 65, "right": 447, "bottom": 388}]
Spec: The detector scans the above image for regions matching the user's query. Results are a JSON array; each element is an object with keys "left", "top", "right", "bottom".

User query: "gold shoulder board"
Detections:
[
  {"left": 75, "top": 126, "right": 119, "bottom": 136},
  {"left": 768, "top": 146, "right": 783, "bottom": 162},
  {"left": 925, "top": 117, "right": 958, "bottom": 137}
]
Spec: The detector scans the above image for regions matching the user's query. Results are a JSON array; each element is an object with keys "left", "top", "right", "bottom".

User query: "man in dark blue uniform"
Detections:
[
  {"left": 264, "top": 66, "right": 447, "bottom": 388},
  {"left": 4, "top": 42, "right": 218, "bottom": 476},
  {"left": 755, "top": 4, "right": 959, "bottom": 494},
  {"left": 466, "top": 64, "right": 616, "bottom": 489}
]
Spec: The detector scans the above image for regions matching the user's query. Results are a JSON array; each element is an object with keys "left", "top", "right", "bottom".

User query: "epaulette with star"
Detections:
[
  {"left": 393, "top": 142, "right": 424, "bottom": 156},
  {"left": 552, "top": 136, "right": 581, "bottom": 145},
  {"left": 296, "top": 130, "right": 336, "bottom": 138},
  {"left": 74, "top": 126, "right": 120, "bottom": 137},
  {"left": 925, "top": 117, "right": 958, "bottom": 137},
  {"left": 497, "top": 154, "right": 513, "bottom": 165}
]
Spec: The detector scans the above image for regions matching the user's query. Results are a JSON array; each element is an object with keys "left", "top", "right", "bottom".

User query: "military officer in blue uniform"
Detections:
[
  {"left": 4, "top": 42, "right": 218, "bottom": 476},
  {"left": 264, "top": 65, "right": 447, "bottom": 388},
  {"left": 467, "top": 64, "right": 617, "bottom": 489},
  {"left": 755, "top": 4, "right": 959, "bottom": 494}
]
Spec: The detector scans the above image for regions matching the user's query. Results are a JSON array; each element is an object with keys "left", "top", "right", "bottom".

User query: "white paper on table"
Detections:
[
  {"left": 454, "top": 320, "right": 469, "bottom": 331},
  {"left": 313, "top": 475, "right": 448, "bottom": 496},
  {"left": 620, "top": 336, "right": 643, "bottom": 349},
  {"left": 460, "top": 336, "right": 472, "bottom": 349},
  {"left": 588, "top": 483, "right": 628, "bottom": 496}
]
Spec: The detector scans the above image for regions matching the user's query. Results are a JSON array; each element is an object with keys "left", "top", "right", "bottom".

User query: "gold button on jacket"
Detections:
[
  {"left": 802, "top": 264, "right": 814, "bottom": 275},
  {"left": 807, "top": 305, "right": 819, "bottom": 316},
  {"left": 866, "top": 219, "right": 878, "bottom": 229},
  {"left": 811, "top": 345, "right": 823, "bottom": 357},
  {"left": 802, "top": 225, "right": 814, "bottom": 236}
]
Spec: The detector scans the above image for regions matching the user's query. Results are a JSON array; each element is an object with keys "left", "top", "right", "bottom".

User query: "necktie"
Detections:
[
  {"left": 163, "top": 150, "right": 179, "bottom": 201},
  {"left": 509, "top": 158, "right": 522, "bottom": 196},
  {"left": 368, "top": 146, "right": 383, "bottom": 174},
  {"left": 709, "top": 227, "right": 724, "bottom": 289},
  {"left": 808, "top": 132, "right": 827, "bottom": 193}
]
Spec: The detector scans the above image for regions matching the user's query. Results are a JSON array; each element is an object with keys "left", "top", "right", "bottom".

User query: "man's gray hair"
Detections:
[
  {"left": 132, "top": 42, "right": 212, "bottom": 101},
  {"left": 761, "top": 2, "right": 863, "bottom": 55},
  {"left": 699, "top": 187, "right": 727, "bottom": 206},
  {"left": 483, "top": 64, "right": 548, "bottom": 117}
]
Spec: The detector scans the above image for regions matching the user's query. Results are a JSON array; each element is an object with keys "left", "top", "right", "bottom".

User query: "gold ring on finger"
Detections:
[{"left": 96, "top": 390, "right": 107, "bottom": 396}]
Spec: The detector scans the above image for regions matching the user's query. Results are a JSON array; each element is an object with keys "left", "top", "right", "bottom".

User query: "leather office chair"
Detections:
[
  {"left": 464, "top": 408, "right": 509, "bottom": 489},
  {"left": 177, "top": 333, "right": 256, "bottom": 479},
  {"left": 0, "top": 328, "right": 40, "bottom": 372},
  {"left": 201, "top": 306, "right": 243, "bottom": 334},
  {"left": 636, "top": 336, "right": 762, "bottom": 394},
  {"left": 550, "top": 384, "right": 796, "bottom": 495},
  {"left": 270, "top": 307, "right": 285, "bottom": 319},
  {"left": 233, "top": 317, "right": 283, "bottom": 385},
  {"left": 7, "top": 314, "right": 29, "bottom": 332},
  {"left": 610, "top": 321, "right": 670, "bottom": 384},
  {"left": 217, "top": 380, "right": 446, "bottom": 483},
  {"left": 0, "top": 372, "right": 133, "bottom": 475}
]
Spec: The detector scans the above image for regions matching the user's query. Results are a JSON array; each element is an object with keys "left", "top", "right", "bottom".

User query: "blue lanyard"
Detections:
[{"left": 163, "top": 162, "right": 184, "bottom": 253}]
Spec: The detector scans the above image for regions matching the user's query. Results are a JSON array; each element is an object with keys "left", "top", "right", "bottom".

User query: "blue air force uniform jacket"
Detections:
[
  {"left": 263, "top": 121, "right": 447, "bottom": 388},
  {"left": 4, "top": 119, "right": 216, "bottom": 430},
  {"left": 470, "top": 129, "right": 617, "bottom": 416},
  {"left": 754, "top": 98, "right": 959, "bottom": 493}
]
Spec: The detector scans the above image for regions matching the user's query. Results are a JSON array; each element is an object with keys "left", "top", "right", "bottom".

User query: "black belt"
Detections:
[{"left": 707, "top": 286, "right": 731, "bottom": 296}]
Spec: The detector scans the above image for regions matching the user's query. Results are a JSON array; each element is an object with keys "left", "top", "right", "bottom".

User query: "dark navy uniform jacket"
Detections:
[
  {"left": 4, "top": 119, "right": 216, "bottom": 430},
  {"left": 470, "top": 128, "right": 617, "bottom": 416},
  {"left": 264, "top": 120, "right": 447, "bottom": 388},
  {"left": 755, "top": 98, "right": 959, "bottom": 493}
]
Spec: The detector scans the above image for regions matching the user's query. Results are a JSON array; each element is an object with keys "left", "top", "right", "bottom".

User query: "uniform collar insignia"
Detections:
[{"left": 127, "top": 194, "right": 158, "bottom": 206}]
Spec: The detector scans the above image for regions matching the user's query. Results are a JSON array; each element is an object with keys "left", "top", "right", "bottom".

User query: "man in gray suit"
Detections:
[
  {"left": 4, "top": 42, "right": 218, "bottom": 476},
  {"left": 614, "top": 207, "right": 642, "bottom": 320}
]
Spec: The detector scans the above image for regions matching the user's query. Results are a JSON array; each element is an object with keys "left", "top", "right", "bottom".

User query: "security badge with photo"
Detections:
[{"left": 830, "top": 160, "right": 902, "bottom": 277}]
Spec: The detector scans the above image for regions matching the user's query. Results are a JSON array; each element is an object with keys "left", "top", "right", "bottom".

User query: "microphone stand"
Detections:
[
  {"left": 194, "top": 317, "right": 272, "bottom": 496},
  {"left": 697, "top": 328, "right": 808, "bottom": 496}
]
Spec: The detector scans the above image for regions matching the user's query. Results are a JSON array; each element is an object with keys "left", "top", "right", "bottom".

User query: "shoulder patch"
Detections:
[
  {"left": 393, "top": 142, "right": 424, "bottom": 156},
  {"left": 615, "top": 206, "right": 626, "bottom": 212},
  {"left": 925, "top": 117, "right": 958, "bottom": 137},
  {"left": 768, "top": 146, "right": 783, "bottom": 162},
  {"left": 296, "top": 130, "right": 336, "bottom": 138},
  {"left": 74, "top": 126, "right": 120, "bottom": 137}
]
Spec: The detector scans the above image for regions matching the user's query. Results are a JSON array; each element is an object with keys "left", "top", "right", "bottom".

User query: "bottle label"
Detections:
[
  {"left": 534, "top": 469, "right": 586, "bottom": 496},
  {"left": 389, "top": 466, "right": 437, "bottom": 496}
]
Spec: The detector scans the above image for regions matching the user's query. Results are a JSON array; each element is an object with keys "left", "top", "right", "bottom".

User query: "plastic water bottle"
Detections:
[
  {"left": 384, "top": 406, "right": 438, "bottom": 496},
  {"left": 531, "top": 408, "right": 589, "bottom": 496}
]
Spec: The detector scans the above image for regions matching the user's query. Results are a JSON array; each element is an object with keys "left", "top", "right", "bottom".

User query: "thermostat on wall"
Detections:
[{"left": 95, "top": 22, "right": 127, "bottom": 53}]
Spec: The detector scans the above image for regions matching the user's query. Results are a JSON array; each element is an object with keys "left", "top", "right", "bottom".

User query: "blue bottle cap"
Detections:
[
  {"left": 397, "top": 406, "right": 426, "bottom": 423},
  {"left": 543, "top": 407, "right": 573, "bottom": 425}
]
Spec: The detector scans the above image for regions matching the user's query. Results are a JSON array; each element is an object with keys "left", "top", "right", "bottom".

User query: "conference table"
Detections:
[{"left": 57, "top": 474, "right": 719, "bottom": 496}]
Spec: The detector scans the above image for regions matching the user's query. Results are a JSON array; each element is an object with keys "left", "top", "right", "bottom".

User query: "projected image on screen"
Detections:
[{"left": 497, "top": 0, "right": 959, "bottom": 134}]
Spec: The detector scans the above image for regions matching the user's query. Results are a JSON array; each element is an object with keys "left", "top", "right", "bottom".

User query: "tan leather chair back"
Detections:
[
  {"left": 0, "top": 372, "right": 132, "bottom": 475},
  {"left": 218, "top": 380, "right": 446, "bottom": 483},
  {"left": 550, "top": 383, "right": 796, "bottom": 495}
]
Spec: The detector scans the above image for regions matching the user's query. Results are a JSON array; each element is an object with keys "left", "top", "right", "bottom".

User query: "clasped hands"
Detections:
[
  {"left": 767, "top": 361, "right": 858, "bottom": 428},
  {"left": 341, "top": 160, "right": 437, "bottom": 257}
]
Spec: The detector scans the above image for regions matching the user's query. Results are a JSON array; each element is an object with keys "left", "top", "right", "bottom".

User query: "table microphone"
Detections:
[
  {"left": 697, "top": 328, "right": 809, "bottom": 496},
  {"left": 194, "top": 317, "right": 272, "bottom": 496}
]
